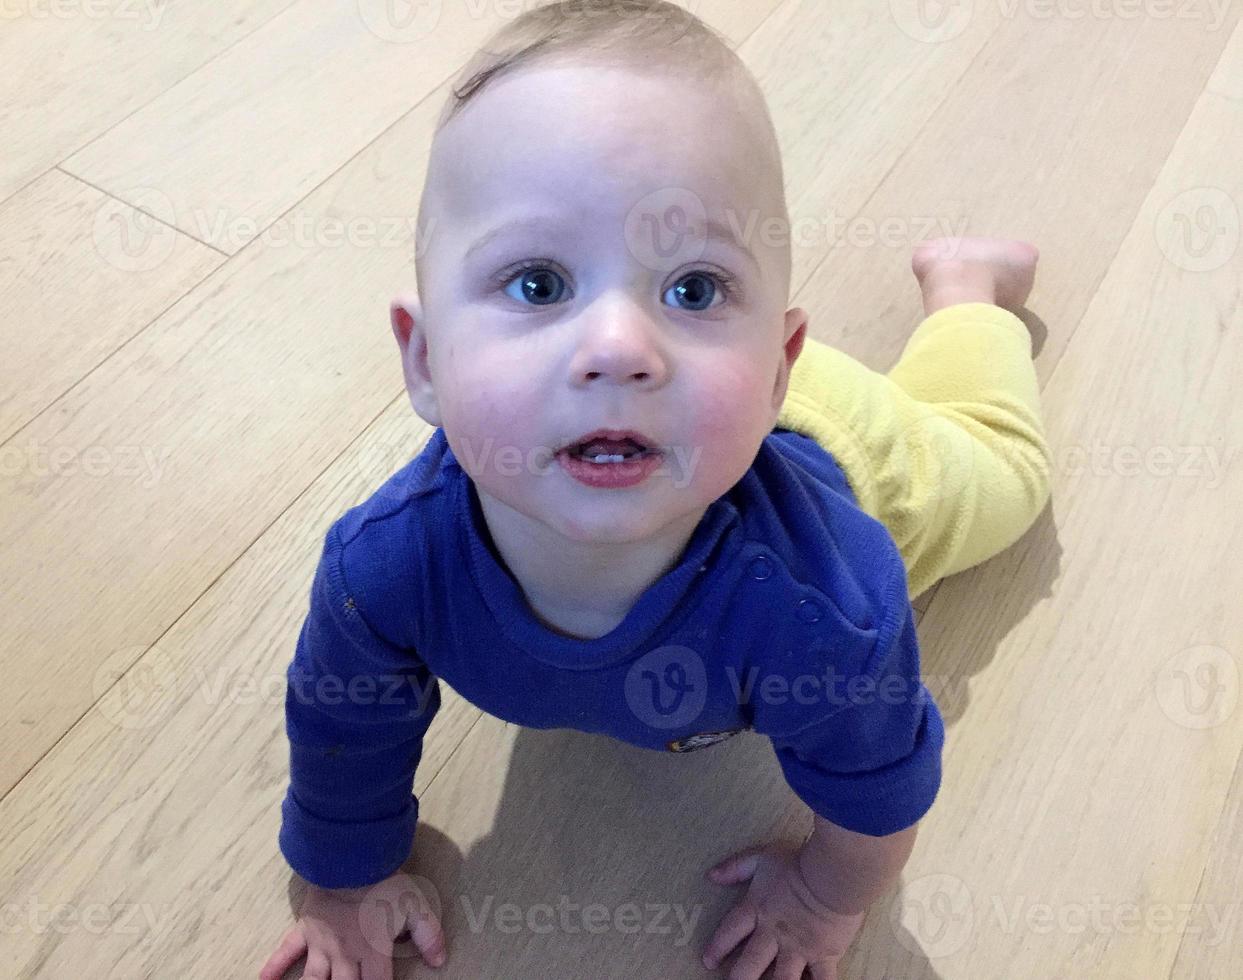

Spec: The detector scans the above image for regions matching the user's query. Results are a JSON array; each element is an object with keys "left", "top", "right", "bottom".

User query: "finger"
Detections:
[
  {"left": 702, "top": 903, "right": 757, "bottom": 969},
  {"left": 771, "top": 950, "right": 806, "bottom": 980},
  {"left": 408, "top": 906, "right": 447, "bottom": 968},
  {"left": 726, "top": 930, "right": 779, "bottom": 980},
  {"left": 303, "top": 947, "right": 330, "bottom": 980},
  {"left": 708, "top": 849, "right": 763, "bottom": 885},
  {"left": 260, "top": 924, "right": 307, "bottom": 980},
  {"left": 808, "top": 956, "right": 840, "bottom": 980}
]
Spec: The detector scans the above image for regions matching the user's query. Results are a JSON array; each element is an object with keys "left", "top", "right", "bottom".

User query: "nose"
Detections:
[{"left": 568, "top": 295, "right": 669, "bottom": 387}]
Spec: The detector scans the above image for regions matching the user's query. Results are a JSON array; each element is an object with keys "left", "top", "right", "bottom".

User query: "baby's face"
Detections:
[{"left": 394, "top": 62, "right": 806, "bottom": 546}]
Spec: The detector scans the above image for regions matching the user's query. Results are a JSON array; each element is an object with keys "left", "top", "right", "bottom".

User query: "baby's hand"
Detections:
[
  {"left": 259, "top": 871, "right": 446, "bottom": 980},
  {"left": 702, "top": 842, "right": 865, "bottom": 979}
]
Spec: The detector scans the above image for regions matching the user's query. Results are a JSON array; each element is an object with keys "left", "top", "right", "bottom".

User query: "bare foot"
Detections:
[{"left": 911, "top": 236, "right": 1039, "bottom": 314}]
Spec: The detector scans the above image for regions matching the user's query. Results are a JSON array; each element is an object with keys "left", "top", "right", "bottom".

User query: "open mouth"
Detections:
[{"left": 560, "top": 429, "right": 660, "bottom": 464}]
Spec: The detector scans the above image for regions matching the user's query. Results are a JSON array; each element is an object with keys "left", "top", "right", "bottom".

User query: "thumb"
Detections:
[
  {"left": 407, "top": 904, "right": 447, "bottom": 968},
  {"left": 707, "top": 846, "right": 765, "bottom": 885}
]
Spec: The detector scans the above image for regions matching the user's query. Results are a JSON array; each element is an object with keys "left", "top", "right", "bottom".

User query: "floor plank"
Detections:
[
  {"left": 0, "top": 168, "right": 222, "bottom": 443},
  {"left": 792, "top": 5, "right": 1238, "bottom": 382},
  {"left": 864, "top": 26, "right": 1243, "bottom": 978},
  {"left": 60, "top": 0, "right": 778, "bottom": 255},
  {"left": 791, "top": 2, "right": 1238, "bottom": 620},
  {"left": 0, "top": 0, "right": 297, "bottom": 206},
  {"left": 0, "top": 411, "right": 488, "bottom": 978},
  {"left": 1, "top": 2, "right": 1238, "bottom": 979},
  {"left": 1167, "top": 22, "right": 1243, "bottom": 980}
]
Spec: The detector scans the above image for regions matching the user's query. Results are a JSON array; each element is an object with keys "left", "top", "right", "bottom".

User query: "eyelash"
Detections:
[{"left": 491, "top": 260, "right": 741, "bottom": 304}]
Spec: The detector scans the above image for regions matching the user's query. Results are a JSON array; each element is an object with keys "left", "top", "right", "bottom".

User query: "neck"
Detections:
[{"left": 474, "top": 485, "right": 705, "bottom": 638}]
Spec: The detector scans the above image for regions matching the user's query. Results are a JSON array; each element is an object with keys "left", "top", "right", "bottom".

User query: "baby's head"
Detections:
[{"left": 391, "top": 0, "right": 808, "bottom": 547}]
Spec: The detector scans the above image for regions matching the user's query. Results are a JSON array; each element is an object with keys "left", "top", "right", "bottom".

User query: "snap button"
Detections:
[
  {"left": 796, "top": 598, "right": 822, "bottom": 623},
  {"left": 748, "top": 556, "right": 773, "bottom": 580}
]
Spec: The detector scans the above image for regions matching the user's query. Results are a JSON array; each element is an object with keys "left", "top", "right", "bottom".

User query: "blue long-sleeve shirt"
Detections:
[{"left": 280, "top": 426, "right": 945, "bottom": 888}]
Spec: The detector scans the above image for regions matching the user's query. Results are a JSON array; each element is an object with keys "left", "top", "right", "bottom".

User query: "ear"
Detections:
[
  {"left": 771, "top": 307, "right": 808, "bottom": 415},
  {"left": 389, "top": 293, "right": 443, "bottom": 428}
]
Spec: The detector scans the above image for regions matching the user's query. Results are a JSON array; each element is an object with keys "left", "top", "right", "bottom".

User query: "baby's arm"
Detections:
[
  {"left": 797, "top": 813, "right": 918, "bottom": 912},
  {"left": 776, "top": 236, "right": 1053, "bottom": 598},
  {"left": 262, "top": 524, "right": 447, "bottom": 978}
]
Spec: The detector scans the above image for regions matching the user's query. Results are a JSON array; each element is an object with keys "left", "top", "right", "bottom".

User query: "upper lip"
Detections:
[{"left": 561, "top": 428, "right": 661, "bottom": 453}]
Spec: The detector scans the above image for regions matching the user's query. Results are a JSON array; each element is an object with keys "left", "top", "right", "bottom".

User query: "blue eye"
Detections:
[
  {"left": 665, "top": 272, "right": 725, "bottom": 312},
  {"left": 496, "top": 263, "right": 737, "bottom": 309},
  {"left": 502, "top": 266, "right": 566, "bottom": 306}
]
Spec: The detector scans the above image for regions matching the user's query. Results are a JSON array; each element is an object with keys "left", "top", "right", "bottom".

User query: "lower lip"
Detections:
[{"left": 557, "top": 449, "right": 664, "bottom": 488}]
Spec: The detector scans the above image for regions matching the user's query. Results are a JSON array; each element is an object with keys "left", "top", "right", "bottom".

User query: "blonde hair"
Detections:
[
  {"left": 435, "top": 0, "right": 745, "bottom": 132},
  {"left": 415, "top": 0, "right": 788, "bottom": 299}
]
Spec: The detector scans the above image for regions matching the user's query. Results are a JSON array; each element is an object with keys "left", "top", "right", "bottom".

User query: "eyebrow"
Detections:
[{"left": 463, "top": 214, "right": 761, "bottom": 272}]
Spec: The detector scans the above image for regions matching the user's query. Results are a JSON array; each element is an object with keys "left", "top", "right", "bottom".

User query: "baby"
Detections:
[{"left": 262, "top": 2, "right": 1052, "bottom": 978}]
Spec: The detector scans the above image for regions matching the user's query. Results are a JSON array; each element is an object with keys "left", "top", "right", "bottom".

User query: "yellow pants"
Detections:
[{"left": 776, "top": 302, "right": 1052, "bottom": 599}]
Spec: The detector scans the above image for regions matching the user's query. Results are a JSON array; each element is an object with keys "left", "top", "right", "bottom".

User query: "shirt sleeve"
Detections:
[
  {"left": 278, "top": 521, "right": 441, "bottom": 888},
  {"left": 755, "top": 591, "right": 945, "bottom": 837},
  {"left": 776, "top": 301, "right": 1052, "bottom": 599}
]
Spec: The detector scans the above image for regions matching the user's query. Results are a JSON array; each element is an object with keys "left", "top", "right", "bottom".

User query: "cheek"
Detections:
[
  {"left": 675, "top": 359, "right": 773, "bottom": 485},
  {"left": 435, "top": 352, "right": 546, "bottom": 469},
  {"left": 684, "top": 359, "right": 770, "bottom": 438}
]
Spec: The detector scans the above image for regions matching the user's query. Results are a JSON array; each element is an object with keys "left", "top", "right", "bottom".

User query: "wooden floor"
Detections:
[{"left": 2, "top": 2, "right": 1240, "bottom": 977}]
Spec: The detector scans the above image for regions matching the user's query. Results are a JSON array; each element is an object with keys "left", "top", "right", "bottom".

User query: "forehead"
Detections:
[{"left": 426, "top": 63, "right": 778, "bottom": 241}]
